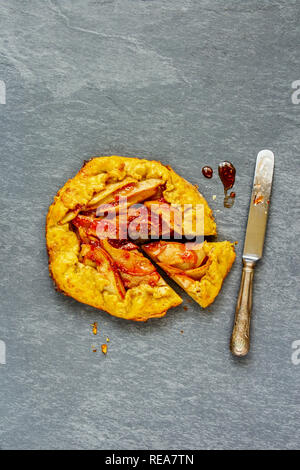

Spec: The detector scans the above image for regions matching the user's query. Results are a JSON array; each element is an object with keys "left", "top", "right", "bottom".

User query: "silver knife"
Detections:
[{"left": 230, "top": 149, "right": 275, "bottom": 356}]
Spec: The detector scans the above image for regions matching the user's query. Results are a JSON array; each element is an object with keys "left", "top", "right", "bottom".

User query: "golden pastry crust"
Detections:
[
  {"left": 46, "top": 156, "right": 216, "bottom": 321},
  {"left": 143, "top": 240, "right": 236, "bottom": 308}
]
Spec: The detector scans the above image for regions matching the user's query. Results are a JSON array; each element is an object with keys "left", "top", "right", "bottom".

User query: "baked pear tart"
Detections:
[{"left": 46, "top": 155, "right": 234, "bottom": 321}]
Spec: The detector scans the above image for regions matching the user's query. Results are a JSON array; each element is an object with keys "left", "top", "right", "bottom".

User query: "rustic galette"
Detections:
[{"left": 46, "top": 155, "right": 234, "bottom": 321}]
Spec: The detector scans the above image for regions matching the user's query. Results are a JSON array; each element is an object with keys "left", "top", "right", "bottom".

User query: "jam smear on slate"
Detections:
[
  {"left": 202, "top": 166, "right": 213, "bottom": 179},
  {"left": 218, "top": 161, "right": 236, "bottom": 208}
]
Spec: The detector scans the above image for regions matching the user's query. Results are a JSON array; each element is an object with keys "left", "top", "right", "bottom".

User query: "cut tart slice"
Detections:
[{"left": 142, "top": 240, "right": 236, "bottom": 308}]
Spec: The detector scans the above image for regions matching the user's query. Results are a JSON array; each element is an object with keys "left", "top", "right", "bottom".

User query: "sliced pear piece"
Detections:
[
  {"left": 97, "top": 178, "right": 162, "bottom": 215},
  {"left": 144, "top": 200, "right": 184, "bottom": 237},
  {"left": 81, "top": 244, "right": 126, "bottom": 299},
  {"left": 59, "top": 208, "right": 81, "bottom": 225},
  {"left": 87, "top": 177, "right": 136, "bottom": 208},
  {"left": 143, "top": 241, "right": 200, "bottom": 270},
  {"left": 184, "top": 261, "right": 211, "bottom": 280},
  {"left": 122, "top": 178, "right": 162, "bottom": 204},
  {"left": 100, "top": 239, "right": 164, "bottom": 290},
  {"left": 100, "top": 239, "right": 156, "bottom": 276}
]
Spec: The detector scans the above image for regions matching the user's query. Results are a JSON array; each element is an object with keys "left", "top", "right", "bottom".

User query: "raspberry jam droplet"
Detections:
[
  {"left": 218, "top": 161, "right": 236, "bottom": 191},
  {"left": 202, "top": 166, "right": 213, "bottom": 179},
  {"left": 218, "top": 161, "right": 236, "bottom": 208}
]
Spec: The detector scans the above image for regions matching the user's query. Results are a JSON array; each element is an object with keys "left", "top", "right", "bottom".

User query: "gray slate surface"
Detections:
[{"left": 0, "top": 0, "right": 299, "bottom": 450}]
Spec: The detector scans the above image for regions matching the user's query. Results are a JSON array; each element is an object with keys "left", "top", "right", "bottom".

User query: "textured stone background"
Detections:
[{"left": 0, "top": 0, "right": 299, "bottom": 450}]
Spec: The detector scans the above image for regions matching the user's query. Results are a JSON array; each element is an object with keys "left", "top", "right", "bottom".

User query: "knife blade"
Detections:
[{"left": 230, "top": 149, "right": 274, "bottom": 357}]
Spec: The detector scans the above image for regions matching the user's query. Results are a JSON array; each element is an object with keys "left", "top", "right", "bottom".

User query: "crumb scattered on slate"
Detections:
[{"left": 92, "top": 322, "right": 98, "bottom": 335}]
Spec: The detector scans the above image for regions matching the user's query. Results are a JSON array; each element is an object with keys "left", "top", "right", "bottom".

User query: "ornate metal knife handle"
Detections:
[{"left": 230, "top": 259, "right": 255, "bottom": 356}]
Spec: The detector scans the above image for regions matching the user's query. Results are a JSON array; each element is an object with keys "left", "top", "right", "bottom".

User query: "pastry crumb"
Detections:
[
  {"left": 180, "top": 330, "right": 184, "bottom": 334},
  {"left": 212, "top": 195, "right": 217, "bottom": 200},
  {"left": 91, "top": 322, "right": 98, "bottom": 335},
  {"left": 101, "top": 344, "right": 108, "bottom": 355},
  {"left": 183, "top": 306, "right": 188, "bottom": 311}
]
